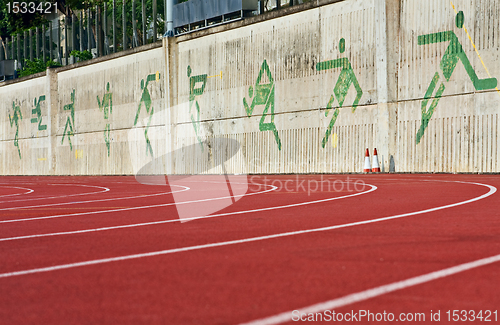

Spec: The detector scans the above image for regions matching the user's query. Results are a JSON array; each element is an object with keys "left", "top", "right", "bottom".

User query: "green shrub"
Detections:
[
  {"left": 18, "top": 59, "right": 62, "bottom": 78},
  {"left": 70, "top": 50, "right": 93, "bottom": 62}
]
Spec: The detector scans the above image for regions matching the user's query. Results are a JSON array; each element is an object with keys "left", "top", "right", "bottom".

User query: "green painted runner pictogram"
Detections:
[
  {"left": 97, "top": 82, "right": 113, "bottom": 156},
  {"left": 416, "top": 11, "right": 497, "bottom": 144},
  {"left": 243, "top": 60, "right": 282, "bottom": 150},
  {"left": 134, "top": 72, "right": 160, "bottom": 157},
  {"left": 31, "top": 95, "right": 47, "bottom": 131},
  {"left": 316, "top": 38, "right": 363, "bottom": 148},
  {"left": 9, "top": 101, "right": 23, "bottom": 159},
  {"left": 187, "top": 65, "right": 207, "bottom": 148},
  {"left": 62, "top": 89, "right": 76, "bottom": 151}
]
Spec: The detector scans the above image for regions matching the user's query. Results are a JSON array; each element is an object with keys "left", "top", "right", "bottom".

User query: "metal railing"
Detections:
[
  {"left": 1, "top": 0, "right": 170, "bottom": 71},
  {"left": 0, "top": 0, "right": 308, "bottom": 74}
]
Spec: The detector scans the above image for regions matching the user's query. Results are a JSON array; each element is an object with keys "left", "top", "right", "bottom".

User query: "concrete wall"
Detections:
[
  {"left": 0, "top": 73, "right": 50, "bottom": 175},
  {"left": 1, "top": 0, "right": 499, "bottom": 175},
  {"left": 171, "top": 0, "right": 384, "bottom": 174},
  {"left": 1, "top": 44, "right": 165, "bottom": 175},
  {"left": 396, "top": 0, "right": 500, "bottom": 172}
]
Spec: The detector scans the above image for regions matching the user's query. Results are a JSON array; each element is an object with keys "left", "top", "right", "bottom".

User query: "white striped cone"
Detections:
[
  {"left": 363, "top": 148, "right": 371, "bottom": 173},
  {"left": 372, "top": 148, "right": 381, "bottom": 172}
]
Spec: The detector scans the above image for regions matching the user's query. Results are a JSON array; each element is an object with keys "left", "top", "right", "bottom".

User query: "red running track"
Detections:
[{"left": 0, "top": 174, "right": 499, "bottom": 324}]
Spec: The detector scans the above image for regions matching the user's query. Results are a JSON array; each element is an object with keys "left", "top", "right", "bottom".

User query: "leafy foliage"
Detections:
[
  {"left": 18, "top": 58, "right": 61, "bottom": 77},
  {"left": 70, "top": 49, "right": 93, "bottom": 61}
]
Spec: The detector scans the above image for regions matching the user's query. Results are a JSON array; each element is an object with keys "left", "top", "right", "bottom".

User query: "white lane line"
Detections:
[
  {"left": 240, "top": 253, "right": 500, "bottom": 325},
  {"left": 0, "top": 186, "right": 34, "bottom": 198},
  {"left": 0, "top": 184, "right": 109, "bottom": 204},
  {"left": 0, "top": 185, "right": 188, "bottom": 212},
  {"left": 0, "top": 183, "right": 374, "bottom": 242},
  {"left": 0, "top": 182, "right": 274, "bottom": 224},
  {"left": 0, "top": 181, "right": 494, "bottom": 278}
]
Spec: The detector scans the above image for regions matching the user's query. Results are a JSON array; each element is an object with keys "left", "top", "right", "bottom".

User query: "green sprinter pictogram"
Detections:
[
  {"left": 243, "top": 60, "right": 282, "bottom": 150},
  {"left": 9, "top": 101, "right": 23, "bottom": 159},
  {"left": 97, "top": 82, "right": 113, "bottom": 156},
  {"left": 316, "top": 38, "right": 363, "bottom": 148},
  {"left": 416, "top": 11, "right": 497, "bottom": 144}
]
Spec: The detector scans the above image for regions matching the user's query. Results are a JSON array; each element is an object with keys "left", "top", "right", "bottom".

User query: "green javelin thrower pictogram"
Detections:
[
  {"left": 243, "top": 60, "right": 282, "bottom": 150},
  {"left": 134, "top": 72, "right": 160, "bottom": 157},
  {"left": 416, "top": 11, "right": 497, "bottom": 144},
  {"left": 187, "top": 66, "right": 222, "bottom": 149},
  {"left": 97, "top": 82, "right": 113, "bottom": 157},
  {"left": 316, "top": 38, "right": 363, "bottom": 148}
]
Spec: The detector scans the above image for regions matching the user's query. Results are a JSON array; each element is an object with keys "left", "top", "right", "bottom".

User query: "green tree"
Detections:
[{"left": 0, "top": 0, "right": 48, "bottom": 39}]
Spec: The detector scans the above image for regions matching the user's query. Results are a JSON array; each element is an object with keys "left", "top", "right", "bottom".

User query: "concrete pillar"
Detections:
[
  {"left": 374, "top": 0, "right": 399, "bottom": 172},
  {"left": 46, "top": 67, "right": 59, "bottom": 175},
  {"left": 164, "top": 37, "right": 178, "bottom": 174}
]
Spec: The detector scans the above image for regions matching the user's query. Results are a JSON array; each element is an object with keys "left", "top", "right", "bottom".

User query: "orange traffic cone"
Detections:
[
  {"left": 372, "top": 148, "right": 381, "bottom": 172},
  {"left": 363, "top": 148, "right": 371, "bottom": 173}
]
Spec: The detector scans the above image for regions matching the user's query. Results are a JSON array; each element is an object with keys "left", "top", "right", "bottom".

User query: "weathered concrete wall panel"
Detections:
[
  {"left": 175, "top": 0, "right": 378, "bottom": 173},
  {"left": 0, "top": 75, "right": 50, "bottom": 175},
  {"left": 54, "top": 47, "right": 165, "bottom": 175},
  {"left": 396, "top": 0, "right": 500, "bottom": 172}
]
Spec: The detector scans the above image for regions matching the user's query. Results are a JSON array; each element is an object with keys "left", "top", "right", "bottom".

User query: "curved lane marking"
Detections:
[
  {"left": 240, "top": 253, "right": 500, "bottom": 325},
  {"left": 0, "top": 181, "right": 494, "bottom": 283},
  {"left": 0, "top": 184, "right": 109, "bottom": 204},
  {"left": 0, "top": 186, "right": 34, "bottom": 198},
  {"left": 0, "top": 181, "right": 273, "bottom": 224},
  {"left": 239, "top": 181, "right": 498, "bottom": 325},
  {"left": 0, "top": 184, "right": 189, "bottom": 212},
  {"left": 0, "top": 181, "right": 374, "bottom": 241}
]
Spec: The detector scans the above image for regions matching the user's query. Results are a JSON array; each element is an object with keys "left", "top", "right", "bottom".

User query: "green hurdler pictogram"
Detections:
[
  {"left": 416, "top": 11, "right": 497, "bottom": 144},
  {"left": 243, "top": 60, "right": 282, "bottom": 150},
  {"left": 316, "top": 38, "right": 363, "bottom": 148},
  {"left": 187, "top": 65, "right": 207, "bottom": 148},
  {"left": 62, "top": 89, "right": 76, "bottom": 151},
  {"left": 97, "top": 82, "right": 113, "bottom": 156},
  {"left": 134, "top": 72, "right": 160, "bottom": 157},
  {"left": 9, "top": 101, "right": 23, "bottom": 159},
  {"left": 31, "top": 95, "right": 47, "bottom": 131}
]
